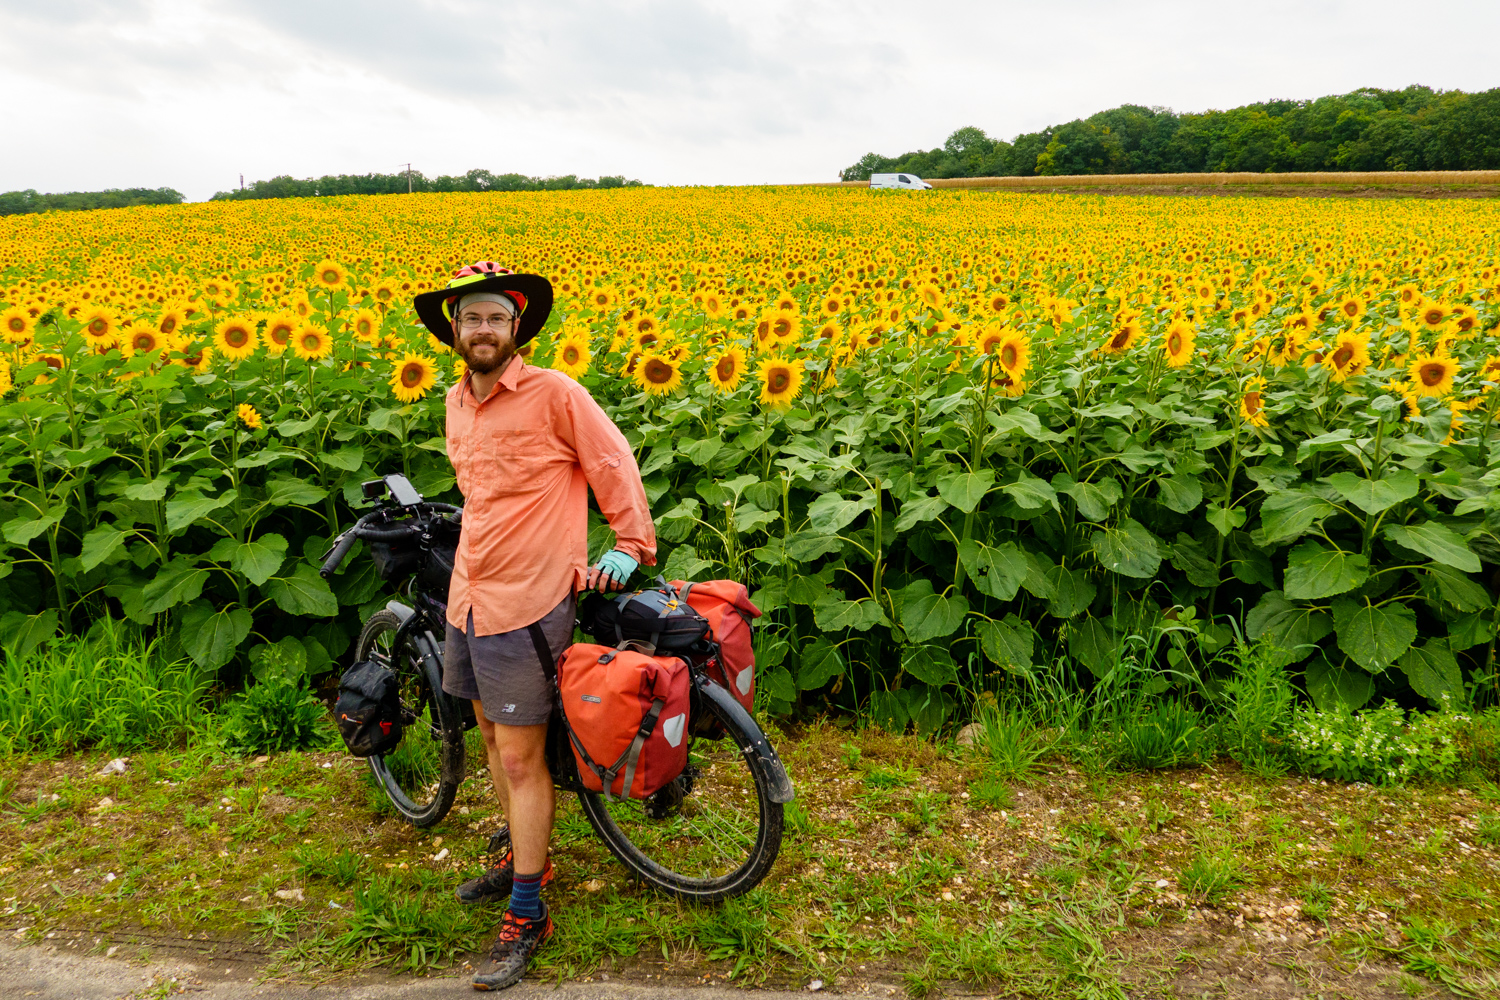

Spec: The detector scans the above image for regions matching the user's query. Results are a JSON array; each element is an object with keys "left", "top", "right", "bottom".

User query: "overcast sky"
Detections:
[{"left": 2, "top": 0, "right": 1497, "bottom": 202}]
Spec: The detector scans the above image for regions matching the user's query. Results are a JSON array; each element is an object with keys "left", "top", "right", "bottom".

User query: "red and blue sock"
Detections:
[{"left": 510, "top": 869, "right": 543, "bottom": 920}]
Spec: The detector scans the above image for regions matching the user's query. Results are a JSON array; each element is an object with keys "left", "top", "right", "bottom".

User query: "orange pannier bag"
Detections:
[
  {"left": 670, "top": 580, "right": 762, "bottom": 713},
  {"left": 556, "top": 643, "right": 691, "bottom": 799}
]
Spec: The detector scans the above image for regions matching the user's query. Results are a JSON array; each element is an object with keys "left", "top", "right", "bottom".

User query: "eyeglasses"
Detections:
[{"left": 458, "top": 312, "right": 515, "bottom": 330}]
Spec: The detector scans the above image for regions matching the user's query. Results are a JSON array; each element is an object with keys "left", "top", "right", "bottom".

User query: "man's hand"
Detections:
[{"left": 587, "top": 549, "right": 638, "bottom": 592}]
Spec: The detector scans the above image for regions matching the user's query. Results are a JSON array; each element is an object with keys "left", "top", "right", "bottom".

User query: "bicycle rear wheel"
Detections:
[
  {"left": 356, "top": 610, "right": 463, "bottom": 828},
  {"left": 576, "top": 682, "right": 785, "bottom": 902}
]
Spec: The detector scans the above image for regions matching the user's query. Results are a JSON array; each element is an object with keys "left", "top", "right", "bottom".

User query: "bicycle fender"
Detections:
[
  {"left": 386, "top": 600, "right": 415, "bottom": 623},
  {"left": 697, "top": 677, "right": 795, "bottom": 804}
]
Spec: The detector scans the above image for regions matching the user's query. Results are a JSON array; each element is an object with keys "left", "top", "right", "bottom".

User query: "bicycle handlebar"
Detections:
[{"left": 319, "top": 529, "right": 361, "bottom": 579}]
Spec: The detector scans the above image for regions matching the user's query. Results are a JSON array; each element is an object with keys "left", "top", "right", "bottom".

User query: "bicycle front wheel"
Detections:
[
  {"left": 576, "top": 683, "right": 785, "bottom": 903},
  {"left": 356, "top": 610, "right": 463, "bottom": 828}
]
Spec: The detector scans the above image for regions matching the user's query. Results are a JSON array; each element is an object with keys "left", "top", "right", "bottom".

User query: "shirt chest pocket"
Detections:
[{"left": 473, "top": 427, "right": 553, "bottom": 495}]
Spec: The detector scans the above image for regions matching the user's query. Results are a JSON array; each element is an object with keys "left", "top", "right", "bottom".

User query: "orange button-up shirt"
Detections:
[{"left": 444, "top": 356, "right": 656, "bottom": 636}]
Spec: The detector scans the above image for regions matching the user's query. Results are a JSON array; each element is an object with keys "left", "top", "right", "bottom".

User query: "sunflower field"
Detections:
[{"left": 2, "top": 187, "right": 1499, "bottom": 734}]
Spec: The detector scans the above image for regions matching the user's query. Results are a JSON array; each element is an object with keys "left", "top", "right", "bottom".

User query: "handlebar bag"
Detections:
[
  {"left": 334, "top": 659, "right": 404, "bottom": 757},
  {"left": 587, "top": 586, "right": 711, "bottom": 652},
  {"left": 670, "top": 580, "right": 761, "bottom": 713},
  {"left": 556, "top": 643, "right": 690, "bottom": 799}
]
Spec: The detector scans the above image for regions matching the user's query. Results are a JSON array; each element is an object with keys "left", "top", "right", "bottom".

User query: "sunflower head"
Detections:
[
  {"left": 633, "top": 352, "right": 683, "bottom": 396},
  {"left": 1408, "top": 351, "right": 1459, "bottom": 398},
  {"left": 757, "top": 356, "right": 803, "bottom": 408},
  {"left": 1163, "top": 320, "right": 1196, "bottom": 367},
  {"left": 292, "top": 325, "right": 332, "bottom": 361},
  {"left": 351, "top": 308, "right": 380, "bottom": 343},
  {"left": 389, "top": 352, "right": 438, "bottom": 403},
  {"left": 236, "top": 402, "right": 263, "bottom": 430},
  {"left": 313, "top": 259, "right": 349, "bottom": 292},
  {"left": 708, "top": 347, "right": 746, "bottom": 393},
  {"left": 1240, "top": 376, "right": 1269, "bottom": 428},
  {"left": 214, "top": 317, "right": 259, "bottom": 361},
  {"left": 551, "top": 334, "right": 592, "bottom": 380}
]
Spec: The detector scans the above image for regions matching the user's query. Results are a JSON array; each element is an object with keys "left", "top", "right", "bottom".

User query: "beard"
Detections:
[{"left": 456, "top": 333, "right": 513, "bottom": 375}]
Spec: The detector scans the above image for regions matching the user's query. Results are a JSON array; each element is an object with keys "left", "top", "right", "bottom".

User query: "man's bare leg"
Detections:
[{"left": 473, "top": 701, "right": 553, "bottom": 873}]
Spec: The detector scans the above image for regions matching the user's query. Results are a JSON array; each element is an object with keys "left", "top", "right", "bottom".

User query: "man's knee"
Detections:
[{"left": 496, "top": 739, "right": 547, "bottom": 786}]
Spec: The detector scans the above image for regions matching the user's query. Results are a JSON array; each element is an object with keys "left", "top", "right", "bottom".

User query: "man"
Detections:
[{"left": 413, "top": 262, "right": 656, "bottom": 991}]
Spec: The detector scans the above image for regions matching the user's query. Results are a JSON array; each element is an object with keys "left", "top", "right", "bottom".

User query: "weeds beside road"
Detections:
[{"left": 1, "top": 722, "right": 1497, "bottom": 998}]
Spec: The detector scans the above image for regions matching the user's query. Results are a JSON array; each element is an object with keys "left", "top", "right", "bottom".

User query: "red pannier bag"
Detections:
[
  {"left": 556, "top": 643, "right": 690, "bottom": 799},
  {"left": 670, "top": 580, "right": 762, "bottom": 713}
]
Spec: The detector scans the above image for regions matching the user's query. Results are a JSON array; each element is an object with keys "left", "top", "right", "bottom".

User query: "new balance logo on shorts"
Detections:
[{"left": 503, "top": 703, "right": 517, "bottom": 714}]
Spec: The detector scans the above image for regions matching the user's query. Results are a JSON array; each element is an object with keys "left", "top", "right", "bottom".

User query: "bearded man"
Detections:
[{"left": 413, "top": 262, "right": 656, "bottom": 991}]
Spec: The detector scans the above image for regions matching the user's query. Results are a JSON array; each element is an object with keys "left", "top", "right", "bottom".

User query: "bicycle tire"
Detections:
[
  {"left": 575, "top": 683, "right": 784, "bottom": 903},
  {"left": 355, "top": 609, "right": 464, "bottom": 828}
]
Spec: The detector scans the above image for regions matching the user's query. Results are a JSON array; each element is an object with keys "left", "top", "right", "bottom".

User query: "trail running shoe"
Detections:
[
  {"left": 471, "top": 902, "right": 554, "bottom": 991},
  {"left": 455, "top": 852, "right": 555, "bottom": 905}
]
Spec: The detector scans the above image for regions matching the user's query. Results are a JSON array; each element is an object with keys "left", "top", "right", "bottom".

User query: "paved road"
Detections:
[{"left": 0, "top": 942, "right": 824, "bottom": 999}]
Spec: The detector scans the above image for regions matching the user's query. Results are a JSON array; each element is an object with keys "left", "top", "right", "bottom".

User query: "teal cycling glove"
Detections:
[{"left": 591, "top": 549, "right": 638, "bottom": 591}]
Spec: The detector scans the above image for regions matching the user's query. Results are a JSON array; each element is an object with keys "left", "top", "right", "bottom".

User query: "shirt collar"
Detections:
[{"left": 460, "top": 354, "right": 524, "bottom": 406}]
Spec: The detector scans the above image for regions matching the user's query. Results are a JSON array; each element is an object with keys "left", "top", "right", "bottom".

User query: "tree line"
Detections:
[
  {"left": 841, "top": 86, "right": 1500, "bottom": 180},
  {"left": 0, "top": 187, "right": 184, "bottom": 216},
  {"left": 210, "top": 168, "right": 645, "bottom": 201}
]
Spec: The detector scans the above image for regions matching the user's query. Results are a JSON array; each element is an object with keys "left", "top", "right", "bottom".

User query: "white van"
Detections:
[{"left": 870, "top": 173, "right": 932, "bottom": 190}]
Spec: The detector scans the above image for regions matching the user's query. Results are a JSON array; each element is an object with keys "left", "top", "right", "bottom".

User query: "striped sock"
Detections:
[{"left": 510, "top": 870, "right": 543, "bottom": 920}]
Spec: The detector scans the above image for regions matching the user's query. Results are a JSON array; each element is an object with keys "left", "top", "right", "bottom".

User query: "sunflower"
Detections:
[
  {"left": 1239, "top": 376, "right": 1269, "bottom": 428},
  {"left": 263, "top": 313, "right": 296, "bottom": 355},
  {"left": 236, "top": 403, "right": 263, "bottom": 430},
  {"left": 389, "top": 352, "right": 438, "bottom": 403},
  {"left": 1408, "top": 350, "right": 1459, "bottom": 398},
  {"left": 1415, "top": 299, "right": 1450, "bottom": 331},
  {"left": 757, "top": 356, "right": 803, "bottom": 407},
  {"left": 768, "top": 309, "right": 800, "bottom": 345},
  {"left": 350, "top": 308, "right": 380, "bottom": 343},
  {"left": 31, "top": 353, "right": 65, "bottom": 384},
  {"left": 175, "top": 341, "right": 213, "bottom": 371},
  {"left": 121, "top": 322, "right": 164, "bottom": 358},
  {"left": 79, "top": 307, "right": 118, "bottom": 347},
  {"left": 1336, "top": 295, "right": 1367, "bottom": 323},
  {"left": 1163, "top": 320, "right": 1196, "bottom": 367},
  {"left": 1100, "top": 318, "right": 1141, "bottom": 355},
  {"left": 289, "top": 291, "right": 314, "bottom": 318},
  {"left": 987, "top": 291, "right": 1010, "bottom": 313},
  {"left": 1, "top": 305, "right": 33, "bottom": 344},
  {"left": 707, "top": 346, "right": 747, "bottom": 393},
  {"left": 214, "top": 316, "right": 259, "bottom": 360},
  {"left": 633, "top": 352, "right": 683, "bottom": 396},
  {"left": 551, "top": 333, "right": 591, "bottom": 379},
  {"left": 1323, "top": 329, "right": 1371, "bottom": 381},
  {"left": 313, "top": 259, "right": 349, "bottom": 292},
  {"left": 155, "top": 304, "right": 188, "bottom": 341},
  {"left": 996, "top": 331, "right": 1030, "bottom": 378},
  {"left": 292, "top": 325, "right": 332, "bottom": 361},
  {"left": 703, "top": 292, "right": 727, "bottom": 319},
  {"left": 372, "top": 281, "right": 398, "bottom": 309},
  {"left": 976, "top": 325, "right": 1007, "bottom": 357},
  {"left": 1480, "top": 355, "right": 1500, "bottom": 386}
]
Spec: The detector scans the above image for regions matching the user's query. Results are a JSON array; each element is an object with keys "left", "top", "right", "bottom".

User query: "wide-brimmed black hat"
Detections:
[{"left": 413, "top": 263, "right": 553, "bottom": 348}]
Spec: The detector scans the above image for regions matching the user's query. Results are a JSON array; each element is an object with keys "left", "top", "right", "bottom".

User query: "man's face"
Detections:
[{"left": 454, "top": 301, "right": 517, "bottom": 375}]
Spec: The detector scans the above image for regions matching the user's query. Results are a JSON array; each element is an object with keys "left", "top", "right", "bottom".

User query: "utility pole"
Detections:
[
  {"left": 404, "top": 163, "right": 412, "bottom": 194},
  {"left": 240, "top": 173, "right": 244, "bottom": 190}
]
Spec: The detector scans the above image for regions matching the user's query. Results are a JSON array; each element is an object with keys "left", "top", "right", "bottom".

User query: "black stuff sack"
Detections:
[
  {"left": 334, "top": 659, "right": 403, "bottom": 757},
  {"left": 583, "top": 586, "right": 711, "bottom": 652}
]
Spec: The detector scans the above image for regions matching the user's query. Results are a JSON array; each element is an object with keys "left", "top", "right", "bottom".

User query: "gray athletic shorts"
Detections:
[{"left": 441, "top": 595, "right": 575, "bottom": 727}]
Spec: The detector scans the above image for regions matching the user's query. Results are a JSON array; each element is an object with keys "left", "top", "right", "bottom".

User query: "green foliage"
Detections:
[
  {"left": 1110, "top": 701, "right": 1211, "bottom": 771},
  {"left": 210, "top": 169, "right": 644, "bottom": 202},
  {"left": 841, "top": 86, "right": 1500, "bottom": 179},
  {"left": 220, "top": 671, "right": 330, "bottom": 756},
  {"left": 0, "top": 187, "right": 183, "bottom": 216},
  {"left": 1177, "top": 845, "right": 1243, "bottom": 904},
  {"left": 0, "top": 618, "right": 208, "bottom": 752},
  {"left": 1287, "top": 702, "right": 1470, "bottom": 784}
]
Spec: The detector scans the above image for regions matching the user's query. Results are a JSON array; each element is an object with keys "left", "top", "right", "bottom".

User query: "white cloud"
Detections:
[{"left": 0, "top": 0, "right": 1496, "bottom": 200}]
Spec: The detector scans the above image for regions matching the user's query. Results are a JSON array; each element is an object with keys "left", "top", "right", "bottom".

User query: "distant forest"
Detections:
[
  {"left": 841, "top": 86, "right": 1500, "bottom": 180},
  {"left": 0, "top": 187, "right": 184, "bottom": 216},
  {"left": 210, "top": 168, "right": 645, "bottom": 201}
]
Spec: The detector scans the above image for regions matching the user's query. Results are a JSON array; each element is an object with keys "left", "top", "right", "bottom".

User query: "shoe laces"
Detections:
[{"left": 497, "top": 909, "right": 527, "bottom": 944}]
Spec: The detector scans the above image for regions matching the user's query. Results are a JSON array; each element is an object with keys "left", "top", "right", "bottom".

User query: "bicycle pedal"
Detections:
[{"left": 486, "top": 826, "right": 512, "bottom": 856}]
